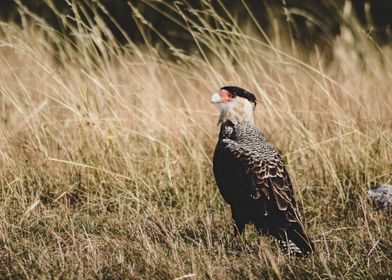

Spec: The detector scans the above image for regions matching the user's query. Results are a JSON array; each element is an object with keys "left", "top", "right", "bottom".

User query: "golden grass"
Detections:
[{"left": 0, "top": 2, "right": 392, "bottom": 278}]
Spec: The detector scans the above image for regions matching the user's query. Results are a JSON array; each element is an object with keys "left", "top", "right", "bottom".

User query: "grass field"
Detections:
[{"left": 1, "top": 2, "right": 392, "bottom": 279}]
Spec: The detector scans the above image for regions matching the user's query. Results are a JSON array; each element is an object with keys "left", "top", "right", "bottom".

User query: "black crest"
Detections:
[{"left": 221, "top": 86, "right": 257, "bottom": 106}]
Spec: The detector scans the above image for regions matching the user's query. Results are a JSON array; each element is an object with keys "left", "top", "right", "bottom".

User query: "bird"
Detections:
[{"left": 210, "top": 86, "right": 313, "bottom": 256}]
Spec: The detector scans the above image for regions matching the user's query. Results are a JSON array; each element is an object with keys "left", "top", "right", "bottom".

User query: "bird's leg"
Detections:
[
  {"left": 233, "top": 220, "right": 245, "bottom": 236},
  {"left": 231, "top": 209, "right": 245, "bottom": 236},
  {"left": 255, "top": 225, "right": 269, "bottom": 236}
]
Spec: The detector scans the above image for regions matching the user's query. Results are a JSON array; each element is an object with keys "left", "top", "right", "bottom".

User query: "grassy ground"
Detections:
[{"left": 1, "top": 2, "right": 392, "bottom": 279}]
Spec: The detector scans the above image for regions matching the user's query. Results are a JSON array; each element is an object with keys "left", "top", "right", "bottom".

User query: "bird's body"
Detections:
[{"left": 211, "top": 86, "right": 313, "bottom": 256}]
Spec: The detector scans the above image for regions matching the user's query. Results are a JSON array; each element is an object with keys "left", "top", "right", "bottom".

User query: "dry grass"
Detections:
[{"left": 1, "top": 2, "right": 392, "bottom": 279}]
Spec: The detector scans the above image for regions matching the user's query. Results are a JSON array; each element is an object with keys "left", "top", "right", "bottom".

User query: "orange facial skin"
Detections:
[{"left": 219, "top": 89, "right": 235, "bottom": 103}]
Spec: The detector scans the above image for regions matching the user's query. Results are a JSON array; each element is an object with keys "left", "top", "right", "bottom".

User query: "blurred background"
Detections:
[{"left": 1, "top": 0, "right": 391, "bottom": 51}]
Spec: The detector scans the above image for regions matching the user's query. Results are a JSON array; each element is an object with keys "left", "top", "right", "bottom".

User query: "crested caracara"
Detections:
[{"left": 211, "top": 86, "right": 313, "bottom": 256}]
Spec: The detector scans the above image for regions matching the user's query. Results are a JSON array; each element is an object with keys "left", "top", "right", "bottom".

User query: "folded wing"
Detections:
[{"left": 221, "top": 138, "right": 300, "bottom": 222}]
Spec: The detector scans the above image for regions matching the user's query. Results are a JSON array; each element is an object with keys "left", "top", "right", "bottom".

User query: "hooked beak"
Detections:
[{"left": 210, "top": 92, "right": 223, "bottom": 103}]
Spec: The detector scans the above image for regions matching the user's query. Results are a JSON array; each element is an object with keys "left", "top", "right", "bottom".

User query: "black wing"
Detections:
[
  {"left": 214, "top": 139, "right": 313, "bottom": 255},
  {"left": 214, "top": 138, "right": 299, "bottom": 221},
  {"left": 213, "top": 138, "right": 313, "bottom": 255}
]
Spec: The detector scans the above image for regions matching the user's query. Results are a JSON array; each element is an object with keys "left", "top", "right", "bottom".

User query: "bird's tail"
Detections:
[{"left": 278, "top": 222, "right": 314, "bottom": 257}]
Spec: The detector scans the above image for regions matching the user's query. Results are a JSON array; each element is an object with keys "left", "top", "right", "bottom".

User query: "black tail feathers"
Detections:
[{"left": 278, "top": 223, "right": 314, "bottom": 257}]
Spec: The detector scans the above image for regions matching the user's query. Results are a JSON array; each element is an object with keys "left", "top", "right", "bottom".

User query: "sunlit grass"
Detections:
[{"left": 0, "top": 1, "right": 391, "bottom": 278}]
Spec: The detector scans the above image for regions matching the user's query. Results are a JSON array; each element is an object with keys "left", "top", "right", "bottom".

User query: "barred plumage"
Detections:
[{"left": 211, "top": 86, "right": 313, "bottom": 256}]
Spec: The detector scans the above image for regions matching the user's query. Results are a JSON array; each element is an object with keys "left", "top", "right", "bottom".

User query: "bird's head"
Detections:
[{"left": 211, "top": 86, "right": 257, "bottom": 125}]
